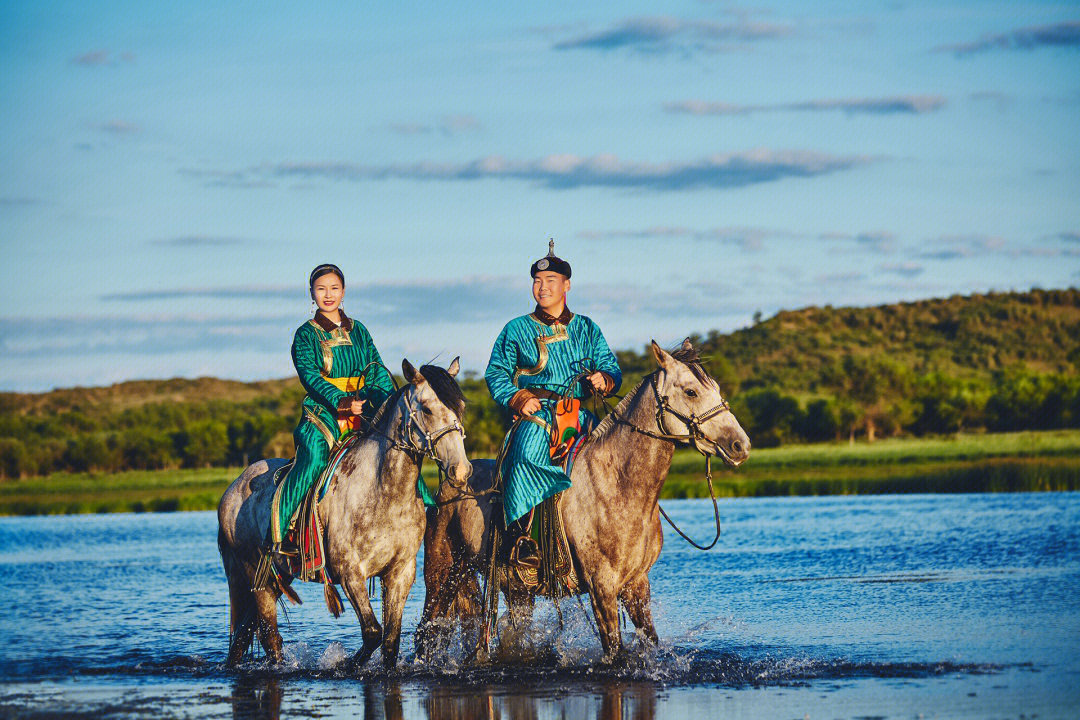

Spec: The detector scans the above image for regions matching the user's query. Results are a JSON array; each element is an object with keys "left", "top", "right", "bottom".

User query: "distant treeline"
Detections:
[{"left": 1, "top": 288, "right": 1078, "bottom": 478}]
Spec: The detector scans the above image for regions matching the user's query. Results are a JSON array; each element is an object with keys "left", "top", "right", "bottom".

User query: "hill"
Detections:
[
  {"left": 617, "top": 288, "right": 1080, "bottom": 445},
  {"left": 1, "top": 288, "right": 1078, "bottom": 477}
]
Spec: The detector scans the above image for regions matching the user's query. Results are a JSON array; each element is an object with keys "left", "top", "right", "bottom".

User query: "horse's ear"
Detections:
[
  {"left": 447, "top": 356, "right": 460, "bottom": 378},
  {"left": 650, "top": 340, "right": 672, "bottom": 369},
  {"left": 402, "top": 358, "right": 424, "bottom": 385},
  {"left": 681, "top": 337, "right": 693, "bottom": 353}
]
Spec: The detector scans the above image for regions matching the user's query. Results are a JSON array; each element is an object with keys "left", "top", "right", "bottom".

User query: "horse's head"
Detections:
[
  {"left": 399, "top": 357, "right": 472, "bottom": 487},
  {"left": 649, "top": 338, "right": 750, "bottom": 466}
]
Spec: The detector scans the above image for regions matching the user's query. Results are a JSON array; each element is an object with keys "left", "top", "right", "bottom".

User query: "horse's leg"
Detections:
[
  {"left": 226, "top": 572, "right": 257, "bottom": 666},
  {"left": 253, "top": 587, "right": 284, "bottom": 663},
  {"left": 379, "top": 561, "right": 416, "bottom": 671},
  {"left": 506, "top": 584, "right": 535, "bottom": 629},
  {"left": 416, "top": 507, "right": 455, "bottom": 660},
  {"left": 340, "top": 573, "right": 383, "bottom": 669},
  {"left": 619, "top": 575, "right": 659, "bottom": 646},
  {"left": 588, "top": 583, "right": 622, "bottom": 662}
]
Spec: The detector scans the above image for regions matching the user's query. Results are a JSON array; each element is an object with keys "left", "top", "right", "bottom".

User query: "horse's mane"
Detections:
[
  {"left": 369, "top": 384, "right": 407, "bottom": 431},
  {"left": 671, "top": 344, "right": 711, "bottom": 384},
  {"left": 418, "top": 364, "right": 466, "bottom": 419},
  {"left": 589, "top": 343, "right": 710, "bottom": 440},
  {"left": 367, "top": 364, "right": 466, "bottom": 432},
  {"left": 590, "top": 377, "right": 647, "bottom": 440}
]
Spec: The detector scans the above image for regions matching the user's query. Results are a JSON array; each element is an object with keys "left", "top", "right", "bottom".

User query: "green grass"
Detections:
[
  {"left": 665, "top": 429, "right": 1080, "bottom": 498},
  {"left": 2, "top": 430, "right": 1078, "bottom": 516}
]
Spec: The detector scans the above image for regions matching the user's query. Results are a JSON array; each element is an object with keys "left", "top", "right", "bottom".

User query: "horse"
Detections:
[
  {"left": 417, "top": 339, "right": 750, "bottom": 662},
  {"left": 217, "top": 358, "right": 470, "bottom": 670}
]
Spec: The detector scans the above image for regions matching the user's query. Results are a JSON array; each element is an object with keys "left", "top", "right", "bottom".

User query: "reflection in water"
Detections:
[
  {"left": 228, "top": 676, "right": 657, "bottom": 720},
  {"left": 230, "top": 676, "right": 282, "bottom": 720},
  {"left": 422, "top": 680, "right": 656, "bottom": 720},
  {"left": 366, "top": 681, "right": 404, "bottom": 720}
]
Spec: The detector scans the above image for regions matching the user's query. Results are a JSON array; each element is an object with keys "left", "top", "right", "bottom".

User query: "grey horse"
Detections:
[
  {"left": 418, "top": 340, "right": 750, "bottom": 661},
  {"left": 218, "top": 358, "right": 470, "bottom": 670}
]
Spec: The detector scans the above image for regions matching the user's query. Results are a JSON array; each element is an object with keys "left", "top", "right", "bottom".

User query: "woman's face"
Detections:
[{"left": 312, "top": 273, "right": 344, "bottom": 314}]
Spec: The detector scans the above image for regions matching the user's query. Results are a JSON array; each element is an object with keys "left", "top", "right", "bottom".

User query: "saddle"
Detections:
[
  {"left": 503, "top": 428, "right": 590, "bottom": 597},
  {"left": 269, "top": 433, "right": 360, "bottom": 584}
]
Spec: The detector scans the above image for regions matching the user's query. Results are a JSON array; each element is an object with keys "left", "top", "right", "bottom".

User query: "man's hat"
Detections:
[{"left": 530, "top": 239, "right": 571, "bottom": 279}]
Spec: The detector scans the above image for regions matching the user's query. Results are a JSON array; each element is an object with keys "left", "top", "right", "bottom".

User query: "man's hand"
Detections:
[
  {"left": 586, "top": 371, "right": 611, "bottom": 395},
  {"left": 348, "top": 398, "right": 365, "bottom": 416},
  {"left": 509, "top": 389, "right": 541, "bottom": 417}
]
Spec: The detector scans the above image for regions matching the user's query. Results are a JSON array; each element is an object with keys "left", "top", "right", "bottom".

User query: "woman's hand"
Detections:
[{"left": 348, "top": 398, "right": 365, "bottom": 416}]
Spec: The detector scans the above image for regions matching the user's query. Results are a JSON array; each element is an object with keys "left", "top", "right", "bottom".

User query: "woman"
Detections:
[{"left": 270, "top": 263, "right": 395, "bottom": 550}]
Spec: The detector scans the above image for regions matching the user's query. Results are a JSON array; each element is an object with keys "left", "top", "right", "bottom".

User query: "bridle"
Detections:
[
  {"left": 608, "top": 370, "right": 733, "bottom": 550},
  {"left": 394, "top": 388, "right": 466, "bottom": 468},
  {"left": 649, "top": 373, "right": 731, "bottom": 456},
  {"left": 350, "top": 361, "right": 467, "bottom": 486}
]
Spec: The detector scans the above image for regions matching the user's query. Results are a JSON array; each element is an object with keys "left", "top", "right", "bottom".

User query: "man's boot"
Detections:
[{"left": 511, "top": 510, "right": 540, "bottom": 570}]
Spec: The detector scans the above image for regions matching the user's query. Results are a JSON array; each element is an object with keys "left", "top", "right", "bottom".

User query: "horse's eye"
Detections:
[
  {"left": 423, "top": 407, "right": 434, "bottom": 415},
  {"left": 685, "top": 388, "right": 697, "bottom": 398}
]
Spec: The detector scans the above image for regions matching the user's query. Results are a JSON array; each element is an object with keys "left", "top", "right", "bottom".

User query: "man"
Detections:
[{"left": 485, "top": 240, "right": 622, "bottom": 568}]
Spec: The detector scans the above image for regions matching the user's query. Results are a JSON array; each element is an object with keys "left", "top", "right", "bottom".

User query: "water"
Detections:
[{"left": 1, "top": 493, "right": 1078, "bottom": 718}]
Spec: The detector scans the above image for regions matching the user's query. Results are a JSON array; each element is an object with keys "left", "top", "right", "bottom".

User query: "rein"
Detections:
[{"left": 604, "top": 372, "right": 729, "bottom": 551}]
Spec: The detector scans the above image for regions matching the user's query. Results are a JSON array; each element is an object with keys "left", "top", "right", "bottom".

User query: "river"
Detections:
[{"left": 1, "top": 492, "right": 1078, "bottom": 718}]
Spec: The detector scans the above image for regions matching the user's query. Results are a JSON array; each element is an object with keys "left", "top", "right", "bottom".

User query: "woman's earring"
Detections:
[{"left": 310, "top": 300, "right": 316, "bottom": 314}]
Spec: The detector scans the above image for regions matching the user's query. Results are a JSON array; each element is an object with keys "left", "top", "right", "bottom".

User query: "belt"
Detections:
[
  {"left": 324, "top": 375, "right": 365, "bottom": 393},
  {"left": 524, "top": 388, "right": 565, "bottom": 402}
]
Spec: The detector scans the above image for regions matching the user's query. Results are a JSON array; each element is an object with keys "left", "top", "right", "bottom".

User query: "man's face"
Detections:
[{"left": 532, "top": 271, "right": 570, "bottom": 311}]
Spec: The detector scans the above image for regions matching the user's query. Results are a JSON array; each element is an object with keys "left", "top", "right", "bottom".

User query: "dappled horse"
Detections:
[
  {"left": 418, "top": 340, "right": 750, "bottom": 661},
  {"left": 218, "top": 358, "right": 470, "bottom": 669}
]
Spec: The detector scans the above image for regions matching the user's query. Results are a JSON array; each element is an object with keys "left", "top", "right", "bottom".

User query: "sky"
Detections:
[{"left": 1, "top": 1, "right": 1078, "bottom": 392}]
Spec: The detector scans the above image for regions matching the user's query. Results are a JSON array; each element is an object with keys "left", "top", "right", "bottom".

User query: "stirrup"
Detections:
[
  {"left": 511, "top": 536, "right": 540, "bottom": 570},
  {"left": 276, "top": 538, "right": 299, "bottom": 557}
]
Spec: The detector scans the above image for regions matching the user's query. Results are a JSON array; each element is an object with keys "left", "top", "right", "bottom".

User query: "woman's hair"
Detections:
[{"left": 309, "top": 264, "right": 344, "bottom": 297}]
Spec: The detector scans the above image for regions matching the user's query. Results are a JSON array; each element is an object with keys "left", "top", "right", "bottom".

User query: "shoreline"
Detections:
[{"left": 2, "top": 429, "right": 1078, "bottom": 516}]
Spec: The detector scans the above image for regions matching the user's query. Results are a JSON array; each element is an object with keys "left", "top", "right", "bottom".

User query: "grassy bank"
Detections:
[
  {"left": 665, "top": 429, "right": 1080, "bottom": 497},
  {"left": 2, "top": 430, "right": 1078, "bottom": 516}
]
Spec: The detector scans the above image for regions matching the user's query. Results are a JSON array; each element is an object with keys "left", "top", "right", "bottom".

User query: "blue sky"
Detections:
[{"left": 1, "top": 1, "right": 1078, "bottom": 391}]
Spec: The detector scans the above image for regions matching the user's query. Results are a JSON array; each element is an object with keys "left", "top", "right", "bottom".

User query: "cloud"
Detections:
[
  {"left": 879, "top": 262, "right": 924, "bottom": 277},
  {"left": 814, "top": 271, "right": 865, "bottom": 284},
  {"left": 71, "top": 50, "right": 111, "bottom": 66},
  {"left": 178, "top": 167, "right": 276, "bottom": 189},
  {"left": 9, "top": 275, "right": 741, "bottom": 367},
  {"left": 0, "top": 196, "right": 39, "bottom": 207},
  {"left": 917, "top": 234, "right": 1006, "bottom": 259},
  {"left": 193, "top": 149, "right": 875, "bottom": 192},
  {"left": 98, "top": 275, "right": 748, "bottom": 326},
  {"left": 100, "top": 278, "right": 522, "bottom": 322},
  {"left": 935, "top": 20, "right": 1080, "bottom": 55},
  {"left": 855, "top": 231, "right": 897, "bottom": 253},
  {"left": 578, "top": 225, "right": 795, "bottom": 250},
  {"left": 387, "top": 115, "right": 482, "bottom": 136},
  {"left": 151, "top": 236, "right": 248, "bottom": 247},
  {"left": 70, "top": 50, "right": 136, "bottom": 66},
  {"left": 969, "top": 91, "right": 1012, "bottom": 112},
  {"left": 819, "top": 230, "right": 897, "bottom": 253},
  {"left": 552, "top": 16, "right": 792, "bottom": 54},
  {"left": 0, "top": 313, "right": 294, "bottom": 359},
  {"left": 441, "top": 115, "right": 482, "bottom": 134},
  {"left": 98, "top": 120, "right": 141, "bottom": 135},
  {"left": 102, "top": 285, "right": 299, "bottom": 302},
  {"left": 666, "top": 95, "right": 947, "bottom": 116}
]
